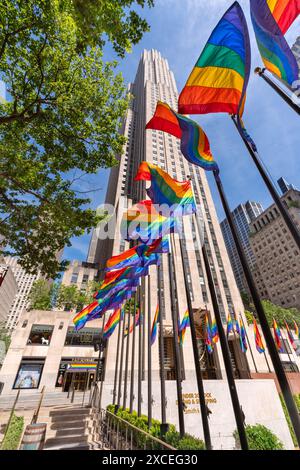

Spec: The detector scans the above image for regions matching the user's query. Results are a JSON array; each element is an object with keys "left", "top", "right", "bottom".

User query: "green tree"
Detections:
[
  {"left": 0, "top": 322, "right": 11, "bottom": 352},
  {"left": 0, "top": 1, "right": 153, "bottom": 278},
  {"left": 243, "top": 300, "right": 300, "bottom": 328},
  {"left": 28, "top": 278, "right": 52, "bottom": 310}
]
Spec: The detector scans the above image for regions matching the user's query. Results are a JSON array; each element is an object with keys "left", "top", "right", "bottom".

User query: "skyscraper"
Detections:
[
  {"left": 89, "top": 50, "right": 249, "bottom": 381},
  {"left": 292, "top": 36, "right": 300, "bottom": 78},
  {"left": 221, "top": 201, "right": 264, "bottom": 293}
]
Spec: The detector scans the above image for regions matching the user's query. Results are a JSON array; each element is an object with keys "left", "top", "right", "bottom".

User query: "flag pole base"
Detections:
[{"left": 160, "top": 423, "right": 170, "bottom": 437}]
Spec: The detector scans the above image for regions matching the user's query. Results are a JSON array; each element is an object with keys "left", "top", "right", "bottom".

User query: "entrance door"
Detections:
[{"left": 63, "top": 372, "right": 89, "bottom": 392}]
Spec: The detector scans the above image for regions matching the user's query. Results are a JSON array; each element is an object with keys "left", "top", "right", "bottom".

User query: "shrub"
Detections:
[
  {"left": 0, "top": 414, "right": 24, "bottom": 450},
  {"left": 105, "top": 404, "right": 205, "bottom": 450},
  {"left": 279, "top": 393, "right": 300, "bottom": 447},
  {"left": 234, "top": 424, "right": 284, "bottom": 450}
]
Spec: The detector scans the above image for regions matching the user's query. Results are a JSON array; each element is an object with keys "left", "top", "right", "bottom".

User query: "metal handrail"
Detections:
[
  {"left": 31, "top": 386, "right": 45, "bottom": 424},
  {"left": 96, "top": 408, "right": 176, "bottom": 450}
]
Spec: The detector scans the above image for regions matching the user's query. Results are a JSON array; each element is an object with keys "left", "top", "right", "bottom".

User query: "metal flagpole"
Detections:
[
  {"left": 129, "top": 293, "right": 137, "bottom": 413},
  {"left": 255, "top": 68, "right": 300, "bottom": 115},
  {"left": 112, "top": 309, "right": 123, "bottom": 405},
  {"left": 213, "top": 170, "right": 300, "bottom": 446},
  {"left": 157, "top": 259, "right": 169, "bottom": 436},
  {"left": 239, "top": 314, "right": 258, "bottom": 374},
  {"left": 194, "top": 212, "right": 249, "bottom": 450},
  {"left": 168, "top": 236, "right": 185, "bottom": 438},
  {"left": 147, "top": 275, "right": 152, "bottom": 428},
  {"left": 231, "top": 115, "right": 300, "bottom": 251},
  {"left": 122, "top": 300, "right": 132, "bottom": 410},
  {"left": 178, "top": 234, "right": 212, "bottom": 450},
  {"left": 116, "top": 305, "right": 127, "bottom": 410},
  {"left": 138, "top": 286, "right": 143, "bottom": 416}
]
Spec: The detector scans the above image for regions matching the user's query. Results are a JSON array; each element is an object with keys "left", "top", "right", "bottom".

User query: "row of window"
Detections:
[{"left": 26, "top": 324, "right": 102, "bottom": 347}]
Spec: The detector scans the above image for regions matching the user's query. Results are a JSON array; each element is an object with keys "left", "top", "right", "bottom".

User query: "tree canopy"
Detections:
[{"left": 0, "top": 1, "right": 153, "bottom": 278}]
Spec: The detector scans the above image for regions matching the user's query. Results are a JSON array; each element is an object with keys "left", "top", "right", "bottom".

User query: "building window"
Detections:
[
  {"left": 71, "top": 273, "right": 78, "bottom": 284},
  {"left": 27, "top": 324, "right": 54, "bottom": 346},
  {"left": 64, "top": 327, "right": 101, "bottom": 346},
  {"left": 13, "top": 359, "right": 44, "bottom": 389}
]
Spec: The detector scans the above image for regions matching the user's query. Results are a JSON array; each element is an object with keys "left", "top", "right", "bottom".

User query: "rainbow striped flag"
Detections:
[
  {"left": 73, "top": 301, "right": 100, "bottom": 331},
  {"left": 101, "top": 266, "right": 148, "bottom": 291},
  {"left": 293, "top": 320, "right": 300, "bottom": 339},
  {"left": 285, "top": 320, "right": 297, "bottom": 350},
  {"left": 205, "top": 313, "right": 214, "bottom": 354},
  {"left": 135, "top": 162, "right": 196, "bottom": 216},
  {"left": 103, "top": 308, "right": 122, "bottom": 340},
  {"left": 226, "top": 313, "right": 234, "bottom": 336},
  {"left": 146, "top": 101, "right": 219, "bottom": 173},
  {"left": 239, "top": 318, "right": 248, "bottom": 353},
  {"left": 211, "top": 319, "right": 219, "bottom": 344},
  {"left": 273, "top": 319, "right": 285, "bottom": 353},
  {"left": 250, "top": 0, "right": 299, "bottom": 87},
  {"left": 67, "top": 363, "right": 97, "bottom": 371},
  {"left": 253, "top": 319, "right": 265, "bottom": 353},
  {"left": 179, "top": 2, "right": 250, "bottom": 117},
  {"left": 151, "top": 305, "right": 159, "bottom": 346},
  {"left": 121, "top": 199, "right": 180, "bottom": 243},
  {"left": 178, "top": 310, "right": 190, "bottom": 345}
]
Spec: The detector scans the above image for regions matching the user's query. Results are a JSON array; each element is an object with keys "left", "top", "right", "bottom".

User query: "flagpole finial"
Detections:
[{"left": 254, "top": 67, "right": 262, "bottom": 75}]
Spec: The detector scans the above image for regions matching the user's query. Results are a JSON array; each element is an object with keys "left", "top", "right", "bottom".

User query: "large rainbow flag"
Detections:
[
  {"left": 205, "top": 313, "right": 214, "bottom": 354},
  {"left": 239, "top": 318, "right": 248, "bottom": 353},
  {"left": 103, "top": 308, "right": 122, "bottom": 340},
  {"left": 151, "top": 305, "right": 159, "bottom": 345},
  {"left": 73, "top": 301, "right": 100, "bottom": 331},
  {"left": 285, "top": 320, "right": 297, "bottom": 350},
  {"left": 226, "top": 313, "right": 234, "bottom": 336},
  {"left": 146, "top": 102, "right": 219, "bottom": 173},
  {"left": 250, "top": 0, "right": 299, "bottom": 87},
  {"left": 253, "top": 318, "right": 265, "bottom": 353},
  {"left": 121, "top": 199, "right": 180, "bottom": 243},
  {"left": 178, "top": 310, "right": 190, "bottom": 345},
  {"left": 135, "top": 162, "right": 196, "bottom": 216},
  {"left": 105, "top": 246, "right": 141, "bottom": 272},
  {"left": 178, "top": 1, "right": 251, "bottom": 117}
]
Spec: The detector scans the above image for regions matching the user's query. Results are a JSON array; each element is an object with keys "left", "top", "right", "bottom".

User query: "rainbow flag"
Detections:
[
  {"left": 235, "top": 312, "right": 241, "bottom": 336},
  {"left": 73, "top": 300, "right": 100, "bottom": 331},
  {"left": 273, "top": 319, "right": 285, "bottom": 353},
  {"left": 146, "top": 100, "right": 182, "bottom": 138},
  {"left": 205, "top": 313, "right": 214, "bottom": 354},
  {"left": 103, "top": 308, "right": 122, "bottom": 340},
  {"left": 285, "top": 320, "right": 297, "bottom": 350},
  {"left": 250, "top": 0, "right": 299, "bottom": 87},
  {"left": 94, "top": 277, "right": 139, "bottom": 301},
  {"left": 151, "top": 305, "right": 159, "bottom": 346},
  {"left": 211, "top": 319, "right": 219, "bottom": 344},
  {"left": 178, "top": 2, "right": 251, "bottom": 117},
  {"left": 135, "top": 162, "right": 196, "bottom": 216},
  {"left": 239, "top": 318, "right": 248, "bottom": 353},
  {"left": 253, "top": 319, "right": 265, "bottom": 353},
  {"left": 105, "top": 246, "right": 141, "bottom": 272},
  {"left": 125, "top": 309, "right": 141, "bottom": 337},
  {"left": 293, "top": 320, "right": 300, "bottom": 339},
  {"left": 101, "top": 266, "right": 149, "bottom": 291},
  {"left": 178, "top": 310, "right": 190, "bottom": 345},
  {"left": 146, "top": 102, "right": 219, "bottom": 173},
  {"left": 226, "top": 313, "right": 234, "bottom": 336},
  {"left": 121, "top": 199, "right": 180, "bottom": 243},
  {"left": 67, "top": 363, "right": 97, "bottom": 371}
]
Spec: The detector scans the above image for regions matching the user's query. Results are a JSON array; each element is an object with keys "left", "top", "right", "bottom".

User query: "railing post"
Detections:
[{"left": 31, "top": 386, "right": 45, "bottom": 424}]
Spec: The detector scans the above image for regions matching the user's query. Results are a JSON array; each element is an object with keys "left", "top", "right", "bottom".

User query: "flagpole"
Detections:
[
  {"left": 239, "top": 314, "right": 258, "bottom": 374},
  {"left": 157, "top": 260, "right": 169, "bottom": 435},
  {"left": 193, "top": 210, "right": 249, "bottom": 450},
  {"left": 138, "top": 285, "right": 143, "bottom": 417},
  {"left": 255, "top": 68, "right": 300, "bottom": 115},
  {"left": 98, "top": 312, "right": 107, "bottom": 411},
  {"left": 129, "top": 293, "right": 137, "bottom": 413},
  {"left": 116, "top": 306, "right": 127, "bottom": 410},
  {"left": 213, "top": 170, "right": 300, "bottom": 446},
  {"left": 147, "top": 274, "right": 152, "bottom": 428},
  {"left": 168, "top": 236, "right": 185, "bottom": 438},
  {"left": 122, "top": 299, "right": 132, "bottom": 410},
  {"left": 112, "top": 309, "right": 123, "bottom": 405},
  {"left": 178, "top": 234, "right": 212, "bottom": 450},
  {"left": 231, "top": 115, "right": 300, "bottom": 251}
]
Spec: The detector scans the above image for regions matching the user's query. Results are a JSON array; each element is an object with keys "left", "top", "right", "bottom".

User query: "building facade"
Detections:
[
  {"left": 0, "top": 258, "right": 18, "bottom": 324},
  {"left": 250, "top": 189, "right": 300, "bottom": 309},
  {"left": 221, "top": 201, "right": 264, "bottom": 293},
  {"left": 292, "top": 36, "right": 300, "bottom": 78},
  {"left": 4, "top": 256, "right": 41, "bottom": 331}
]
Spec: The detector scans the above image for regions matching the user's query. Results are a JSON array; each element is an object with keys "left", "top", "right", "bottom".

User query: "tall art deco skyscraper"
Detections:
[{"left": 88, "top": 50, "right": 252, "bottom": 382}]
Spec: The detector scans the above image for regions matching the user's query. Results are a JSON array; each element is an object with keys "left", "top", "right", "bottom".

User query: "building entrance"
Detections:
[{"left": 63, "top": 370, "right": 96, "bottom": 392}]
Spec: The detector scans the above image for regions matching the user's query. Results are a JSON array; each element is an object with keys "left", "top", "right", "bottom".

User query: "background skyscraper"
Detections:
[{"left": 221, "top": 201, "right": 264, "bottom": 293}]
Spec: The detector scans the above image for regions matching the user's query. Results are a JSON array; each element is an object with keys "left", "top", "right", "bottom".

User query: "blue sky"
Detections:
[{"left": 63, "top": 0, "right": 300, "bottom": 262}]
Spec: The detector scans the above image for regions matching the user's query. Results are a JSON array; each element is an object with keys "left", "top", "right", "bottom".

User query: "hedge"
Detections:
[
  {"left": 0, "top": 413, "right": 24, "bottom": 450},
  {"left": 279, "top": 393, "right": 300, "bottom": 447},
  {"left": 234, "top": 424, "right": 284, "bottom": 450},
  {"left": 106, "top": 405, "right": 205, "bottom": 450}
]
